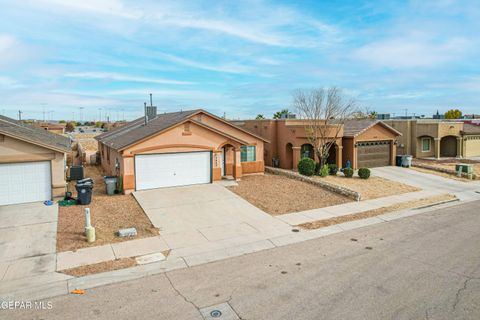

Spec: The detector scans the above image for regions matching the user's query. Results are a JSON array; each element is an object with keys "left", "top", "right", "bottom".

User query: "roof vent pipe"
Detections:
[{"left": 144, "top": 102, "right": 147, "bottom": 125}]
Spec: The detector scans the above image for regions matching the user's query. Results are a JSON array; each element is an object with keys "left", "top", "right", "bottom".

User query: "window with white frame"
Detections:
[
  {"left": 240, "top": 146, "right": 256, "bottom": 162},
  {"left": 422, "top": 137, "right": 431, "bottom": 152}
]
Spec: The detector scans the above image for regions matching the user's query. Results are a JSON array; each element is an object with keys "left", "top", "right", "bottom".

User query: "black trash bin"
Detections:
[
  {"left": 396, "top": 155, "right": 403, "bottom": 167},
  {"left": 76, "top": 182, "right": 93, "bottom": 205}
]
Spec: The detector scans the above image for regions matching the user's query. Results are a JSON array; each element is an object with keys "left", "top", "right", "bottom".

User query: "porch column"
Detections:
[
  {"left": 456, "top": 137, "right": 462, "bottom": 158},
  {"left": 390, "top": 140, "right": 396, "bottom": 166},
  {"left": 434, "top": 138, "right": 441, "bottom": 159},
  {"left": 233, "top": 149, "right": 242, "bottom": 180},
  {"left": 336, "top": 145, "right": 343, "bottom": 168},
  {"left": 292, "top": 146, "right": 301, "bottom": 171}
]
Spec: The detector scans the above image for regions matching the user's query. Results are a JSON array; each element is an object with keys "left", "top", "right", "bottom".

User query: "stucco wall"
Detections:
[
  {"left": 0, "top": 134, "right": 66, "bottom": 198},
  {"left": 465, "top": 136, "right": 480, "bottom": 157}
]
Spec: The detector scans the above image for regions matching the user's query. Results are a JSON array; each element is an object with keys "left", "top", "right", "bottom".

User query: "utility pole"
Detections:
[
  {"left": 404, "top": 108, "right": 408, "bottom": 117},
  {"left": 18, "top": 110, "right": 22, "bottom": 121}
]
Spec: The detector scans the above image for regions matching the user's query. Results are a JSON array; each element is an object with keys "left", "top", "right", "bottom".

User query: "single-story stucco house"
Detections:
[
  {"left": 231, "top": 118, "right": 402, "bottom": 170},
  {"left": 0, "top": 115, "right": 71, "bottom": 206},
  {"left": 95, "top": 108, "right": 267, "bottom": 194},
  {"left": 383, "top": 119, "right": 480, "bottom": 158}
]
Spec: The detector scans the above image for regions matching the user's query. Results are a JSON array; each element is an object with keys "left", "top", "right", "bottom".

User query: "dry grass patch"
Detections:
[
  {"left": 57, "top": 165, "right": 159, "bottom": 252},
  {"left": 298, "top": 194, "right": 456, "bottom": 230},
  {"left": 227, "top": 174, "right": 351, "bottom": 215},
  {"left": 315, "top": 175, "right": 420, "bottom": 200},
  {"left": 61, "top": 258, "right": 137, "bottom": 277},
  {"left": 413, "top": 158, "right": 480, "bottom": 181}
]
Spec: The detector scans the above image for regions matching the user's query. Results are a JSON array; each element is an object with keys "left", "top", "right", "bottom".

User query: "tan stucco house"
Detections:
[
  {"left": 383, "top": 119, "right": 480, "bottom": 158},
  {"left": 232, "top": 119, "right": 401, "bottom": 170},
  {"left": 0, "top": 115, "right": 71, "bottom": 206},
  {"left": 95, "top": 108, "right": 267, "bottom": 194}
]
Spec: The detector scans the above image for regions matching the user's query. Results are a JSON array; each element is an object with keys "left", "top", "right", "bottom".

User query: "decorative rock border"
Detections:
[
  {"left": 265, "top": 166, "right": 361, "bottom": 201},
  {"left": 412, "top": 162, "right": 477, "bottom": 180}
]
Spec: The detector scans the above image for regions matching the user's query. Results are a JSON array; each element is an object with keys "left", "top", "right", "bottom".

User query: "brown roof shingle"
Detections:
[
  {"left": 95, "top": 109, "right": 201, "bottom": 150},
  {"left": 343, "top": 119, "right": 402, "bottom": 137},
  {"left": 462, "top": 123, "right": 480, "bottom": 135},
  {"left": 0, "top": 115, "right": 71, "bottom": 152}
]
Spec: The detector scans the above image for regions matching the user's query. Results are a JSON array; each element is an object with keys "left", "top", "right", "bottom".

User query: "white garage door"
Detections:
[
  {"left": 0, "top": 161, "right": 52, "bottom": 206},
  {"left": 135, "top": 152, "right": 212, "bottom": 190}
]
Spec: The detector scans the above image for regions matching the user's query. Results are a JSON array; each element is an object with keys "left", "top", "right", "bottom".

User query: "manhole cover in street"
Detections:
[{"left": 210, "top": 310, "right": 222, "bottom": 318}]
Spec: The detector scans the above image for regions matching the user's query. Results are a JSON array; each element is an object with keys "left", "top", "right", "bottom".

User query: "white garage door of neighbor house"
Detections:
[
  {"left": 0, "top": 161, "right": 52, "bottom": 206},
  {"left": 135, "top": 152, "right": 212, "bottom": 190}
]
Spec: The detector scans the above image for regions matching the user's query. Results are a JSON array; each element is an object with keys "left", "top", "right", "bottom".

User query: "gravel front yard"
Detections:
[
  {"left": 315, "top": 175, "right": 421, "bottom": 200},
  {"left": 57, "top": 165, "right": 158, "bottom": 252},
  {"left": 413, "top": 158, "right": 480, "bottom": 180},
  {"left": 298, "top": 194, "right": 456, "bottom": 230},
  {"left": 227, "top": 174, "right": 351, "bottom": 215}
]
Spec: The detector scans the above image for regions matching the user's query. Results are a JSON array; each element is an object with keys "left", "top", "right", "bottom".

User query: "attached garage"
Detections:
[
  {"left": 135, "top": 152, "right": 212, "bottom": 190},
  {"left": 342, "top": 120, "right": 401, "bottom": 169},
  {"left": 357, "top": 141, "right": 391, "bottom": 168},
  {"left": 0, "top": 115, "right": 70, "bottom": 206},
  {"left": 0, "top": 161, "right": 52, "bottom": 206}
]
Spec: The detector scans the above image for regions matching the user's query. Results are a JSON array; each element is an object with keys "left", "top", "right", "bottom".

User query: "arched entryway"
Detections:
[
  {"left": 220, "top": 143, "right": 236, "bottom": 177},
  {"left": 326, "top": 144, "right": 337, "bottom": 165},
  {"left": 440, "top": 136, "right": 458, "bottom": 157},
  {"left": 300, "top": 143, "right": 314, "bottom": 160},
  {"left": 285, "top": 143, "right": 293, "bottom": 169}
]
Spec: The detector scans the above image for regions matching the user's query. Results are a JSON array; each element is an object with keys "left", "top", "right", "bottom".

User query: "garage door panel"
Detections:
[
  {"left": 357, "top": 141, "right": 391, "bottom": 168},
  {"left": 135, "top": 152, "right": 211, "bottom": 190},
  {"left": 0, "top": 161, "right": 52, "bottom": 206}
]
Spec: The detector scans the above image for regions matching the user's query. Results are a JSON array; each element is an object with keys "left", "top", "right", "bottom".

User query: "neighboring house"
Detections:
[
  {"left": 383, "top": 119, "right": 480, "bottom": 158},
  {"left": 232, "top": 119, "right": 401, "bottom": 170},
  {"left": 95, "top": 108, "right": 267, "bottom": 194},
  {"left": 461, "top": 123, "right": 480, "bottom": 157},
  {"left": 32, "top": 122, "right": 66, "bottom": 134},
  {"left": 0, "top": 115, "right": 71, "bottom": 206}
]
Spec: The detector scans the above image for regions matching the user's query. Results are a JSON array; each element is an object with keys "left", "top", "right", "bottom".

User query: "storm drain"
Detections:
[{"left": 200, "top": 302, "right": 239, "bottom": 320}]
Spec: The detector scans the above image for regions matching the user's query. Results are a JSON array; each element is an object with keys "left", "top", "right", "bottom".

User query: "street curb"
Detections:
[{"left": 413, "top": 198, "right": 460, "bottom": 210}]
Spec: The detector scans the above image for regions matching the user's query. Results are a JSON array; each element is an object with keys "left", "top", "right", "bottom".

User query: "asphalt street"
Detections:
[{"left": 4, "top": 200, "right": 480, "bottom": 320}]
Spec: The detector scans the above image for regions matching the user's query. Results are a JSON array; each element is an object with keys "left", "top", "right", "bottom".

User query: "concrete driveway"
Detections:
[
  {"left": 372, "top": 166, "right": 480, "bottom": 194},
  {"left": 134, "top": 184, "right": 291, "bottom": 250},
  {"left": 0, "top": 202, "right": 58, "bottom": 281}
]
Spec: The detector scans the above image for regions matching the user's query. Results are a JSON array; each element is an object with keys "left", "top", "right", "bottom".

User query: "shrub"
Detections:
[
  {"left": 315, "top": 162, "right": 321, "bottom": 175},
  {"left": 343, "top": 167, "right": 354, "bottom": 178},
  {"left": 319, "top": 164, "right": 329, "bottom": 177},
  {"left": 298, "top": 158, "right": 316, "bottom": 176},
  {"left": 358, "top": 167, "right": 371, "bottom": 179},
  {"left": 328, "top": 164, "right": 338, "bottom": 175}
]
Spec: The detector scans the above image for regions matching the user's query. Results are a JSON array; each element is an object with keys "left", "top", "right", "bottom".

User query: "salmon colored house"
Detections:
[
  {"left": 232, "top": 118, "right": 401, "bottom": 170},
  {"left": 95, "top": 108, "right": 267, "bottom": 194}
]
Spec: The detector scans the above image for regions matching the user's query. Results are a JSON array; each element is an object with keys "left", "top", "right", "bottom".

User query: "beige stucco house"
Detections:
[
  {"left": 383, "top": 119, "right": 480, "bottom": 158},
  {"left": 0, "top": 115, "right": 71, "bottom": 206},
  {"left": 95, "top": 108, "right": 267, "bottom": 194}
]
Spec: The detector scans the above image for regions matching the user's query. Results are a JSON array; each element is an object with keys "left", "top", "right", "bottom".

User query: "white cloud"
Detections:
[
  {"left": 354, "top": 36, "right": 469, "bottom": 68},
  {"left": 64, "top": 72, "right": 194, "bottom": 85},
  {"left": 35, "top": 0, "right": 142, "bottom": 19},
  {"left": 155, "top": 52, "right": 254, "bottom": 74}
]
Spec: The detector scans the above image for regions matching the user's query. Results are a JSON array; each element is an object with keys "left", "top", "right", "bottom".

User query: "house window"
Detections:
[
  {"left": 241, "top": 146, "right": 256, "bottom": 162},
  {"left": 422, "top": 137, "right": 431, "bottom": 152},
  {"left": 107, "top": 147, "right": 110, "bottom": 163}
]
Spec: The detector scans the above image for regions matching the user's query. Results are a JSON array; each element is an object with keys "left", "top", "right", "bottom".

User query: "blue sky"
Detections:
[{"left": 0, "top": 0, "right": 479, "bottom": 121}]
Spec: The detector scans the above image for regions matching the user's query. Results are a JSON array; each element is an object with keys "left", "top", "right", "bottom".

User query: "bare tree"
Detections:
[{"left": 293, "top": 87, "right": 357, "bottom": 168}]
